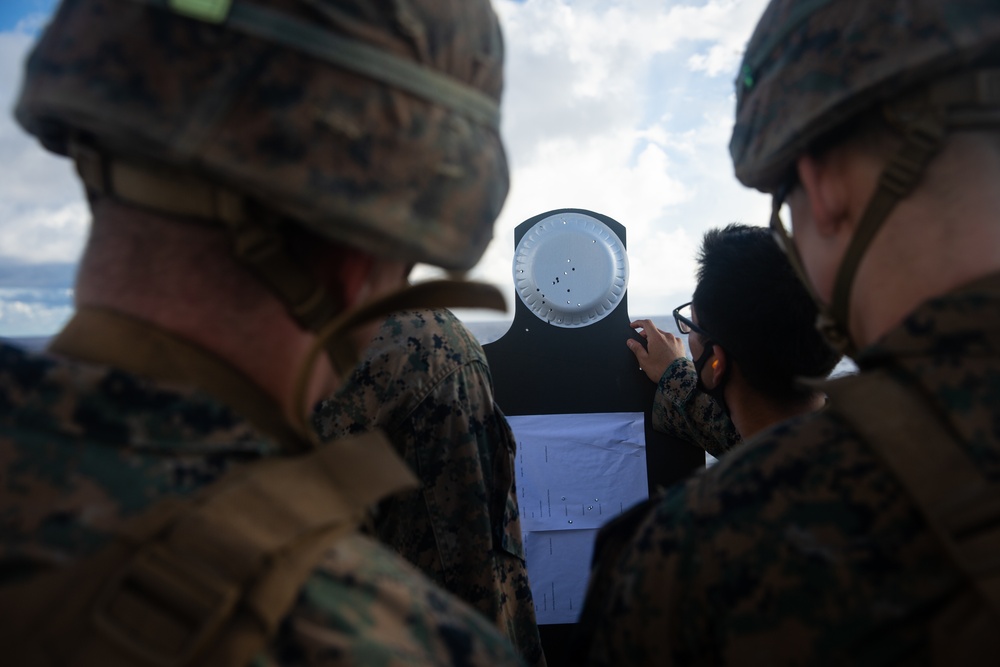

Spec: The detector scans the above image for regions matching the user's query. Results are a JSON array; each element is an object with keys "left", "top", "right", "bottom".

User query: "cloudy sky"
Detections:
[{"left": 0, "top": 0, "right": 773, "bottom": 337}]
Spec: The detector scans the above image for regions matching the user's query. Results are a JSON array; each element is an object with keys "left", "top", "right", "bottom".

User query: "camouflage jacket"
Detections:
[
  {"left": 653, "top": 357, "right": 741, "bottom": 458},
  {"left": 313, "top": 309, "right": 545, "bottom": 667},
  {"left": 0, "top": 326, "right": 523, "bottom": 666},
  {"left": 578, "top": 273, "right": 1000, "bottom": 666}
]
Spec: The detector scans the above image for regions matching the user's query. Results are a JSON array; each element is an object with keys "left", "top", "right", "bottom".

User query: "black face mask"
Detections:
[{"left": 693, "top": 340, "right": 729, "bottom": 415}]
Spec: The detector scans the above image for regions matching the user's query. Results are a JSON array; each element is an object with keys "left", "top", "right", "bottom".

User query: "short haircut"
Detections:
[{"left": 692, "top": 223, "right": 841, "bottom": 402}]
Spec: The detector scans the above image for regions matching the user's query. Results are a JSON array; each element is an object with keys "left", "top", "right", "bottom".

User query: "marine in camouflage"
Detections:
[
  {"left": 578, "top": 274, "right": 1000, "bottom": 665},
  {"left": 3, "top": 0, "right": 523, "bottom": 662},
  {"left": 652, "top": 358, "right": 741, "bottom": 459},
  {"left": 0, "top": 323, "right": 524, "bottom": 666},
  {"left": 313, "top": 309, "right": 545, "bottom": 667}
]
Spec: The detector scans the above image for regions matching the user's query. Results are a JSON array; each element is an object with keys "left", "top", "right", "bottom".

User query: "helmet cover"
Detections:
[
  {"left": 16, "top": 0, "right": 509, "bottom": 271},
  {"left": 731, "top": 0, "right": 1000, "bottom": 192}
]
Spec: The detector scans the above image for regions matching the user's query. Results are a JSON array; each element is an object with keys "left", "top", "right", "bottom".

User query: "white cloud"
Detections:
[
  {"left": 0, "top": 29, "right": 88, "bottom": 266},
  {"left": 0, "top": 200, "right": 89, "bottom": 262}
]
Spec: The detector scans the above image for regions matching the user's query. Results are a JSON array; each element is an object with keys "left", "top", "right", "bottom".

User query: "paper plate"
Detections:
[{"left": 513, "top": 211, "right": 629, "bottom": 328}]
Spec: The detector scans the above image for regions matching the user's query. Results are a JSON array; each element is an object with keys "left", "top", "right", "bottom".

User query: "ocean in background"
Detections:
[
  {"left": 0, "top": 287, "right": 74, "bottom": 340},
  {"left": 0, "top": 289, "right": 857, "bottom": 377}
]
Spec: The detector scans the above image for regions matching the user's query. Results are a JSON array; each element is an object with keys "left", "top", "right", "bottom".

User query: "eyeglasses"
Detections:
[{"left": 672, "top": 301, "right": 713, "bottom": 338}]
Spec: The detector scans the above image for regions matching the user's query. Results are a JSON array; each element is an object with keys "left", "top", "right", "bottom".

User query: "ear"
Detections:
[
  {"left": 796, "top": 153, "right": 850, "bottom": 237},
  {"left": 337, "top": 251, "right": 377, "bottom": 307},
  {"left": 705, "top": 344, "right": 727, "bottom": 389}
]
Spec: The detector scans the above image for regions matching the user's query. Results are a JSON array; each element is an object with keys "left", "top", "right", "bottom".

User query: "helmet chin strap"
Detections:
[
  {"left": 290, "top": 279, "right": 506, "bottom": 437},
  {"left": 70, "top": 139, "right": 346, "bottom": 334},
  {"left": 808, "top": 68, "right": 1000, "bottom": 357},
  {"left": 820, "top": 111, "right": 946, "bottom": 357}
]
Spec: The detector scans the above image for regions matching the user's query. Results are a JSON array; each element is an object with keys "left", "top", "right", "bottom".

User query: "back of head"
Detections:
[
  {"left": 692, "top": 224, "right": 840, "bottom": 402},
  {"left": 16, "top": 0, "right": 508, "bottom": 272}
]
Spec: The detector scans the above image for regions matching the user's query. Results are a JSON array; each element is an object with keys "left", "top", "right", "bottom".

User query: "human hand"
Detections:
[{"left": 627, "top": 319, "right": 687, "bottom": 383}]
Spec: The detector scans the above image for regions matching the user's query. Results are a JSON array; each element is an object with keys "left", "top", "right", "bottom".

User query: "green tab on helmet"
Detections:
[{"left": 169, "top": 0, "right": 232, "bottom": 23}]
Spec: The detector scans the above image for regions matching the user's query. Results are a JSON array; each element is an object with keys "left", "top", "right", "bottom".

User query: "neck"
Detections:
[
  {"left": 848, "top": 133, "right": 1000, "bottom": 348},
  {"left": 725, "top": 379, "right": 825, "bottom": 440},
  {"left": 71, "top": 199, "right": 336, "bottom": 423}
]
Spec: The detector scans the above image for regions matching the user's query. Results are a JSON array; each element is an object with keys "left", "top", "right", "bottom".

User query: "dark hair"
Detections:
[{"left": 692, "top": 223, "right": 841, "bottom": 402}]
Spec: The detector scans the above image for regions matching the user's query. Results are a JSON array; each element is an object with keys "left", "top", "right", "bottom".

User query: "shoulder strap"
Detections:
[
  {"left": 0, "top": 431, "right": 416, "bottom": 667},
  {"left": 824, "top": 369, "right": 1000, "bottom": 662}
]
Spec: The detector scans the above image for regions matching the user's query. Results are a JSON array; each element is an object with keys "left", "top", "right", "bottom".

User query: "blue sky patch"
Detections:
[{"left": 0, "top": 0, "right": 57, "bottom": 34}]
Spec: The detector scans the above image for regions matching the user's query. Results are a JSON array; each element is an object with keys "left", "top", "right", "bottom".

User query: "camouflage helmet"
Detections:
[
  {"left": 16, "top": 0, "right": 508, "bottom": 272},
  {"left": 731, "top": 0, "right": 1000, "bottom": 192}
]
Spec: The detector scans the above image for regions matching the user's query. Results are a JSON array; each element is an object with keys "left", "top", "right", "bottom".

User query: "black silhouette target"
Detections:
[{"left": 484, "top": 208, "right": 704, "bottom": 667}]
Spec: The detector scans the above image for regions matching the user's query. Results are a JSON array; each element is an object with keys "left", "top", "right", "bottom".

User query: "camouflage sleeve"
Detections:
[
  {"left": 311, "top": 311, "right": 544, "bottom": 666},
  {"left": 651, "top": 357, "right": 741, "bottom": 457},
  {"left": 379, "top": 361, "right": 545, "bottom": 667},
  {"left": 264, "top": 533, "right": 526, "bottom": 666},
  {"left": 376, "top": 358, "right": 524, "bottom": 575}
]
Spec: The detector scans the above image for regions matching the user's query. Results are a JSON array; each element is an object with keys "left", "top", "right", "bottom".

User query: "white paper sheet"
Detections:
[
  {"left": 507, "top": 412, "right": 648, "bottom": 624},
  {"left": 522, "top": 529, "right": 598, "bottom": 624}
]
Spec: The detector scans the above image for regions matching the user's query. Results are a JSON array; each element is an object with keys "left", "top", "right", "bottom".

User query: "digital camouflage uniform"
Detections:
[
  {"left": 313, "top": 309, "right": 545, "bottom": 667},
  {"left": 652, "top": 358, "right": 741, "bottom": 459},
  {"left": 0, "top": 316, "right": 524, "bottom": 665},
  {"left": 581, "top": 274, "right": 1000, "bottom": 665}
]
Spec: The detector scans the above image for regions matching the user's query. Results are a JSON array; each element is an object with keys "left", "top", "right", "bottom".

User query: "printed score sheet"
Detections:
[{"left": 506, "top": 412, "right": 648, "bottom": 624}]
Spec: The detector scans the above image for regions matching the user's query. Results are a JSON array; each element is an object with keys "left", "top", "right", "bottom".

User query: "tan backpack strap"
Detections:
[
  {"left": 0, "top": 431, "right": 416, "bottom": 667},
  {"left": 824, "top": 370, "right": 1000, "bottom": 661}
]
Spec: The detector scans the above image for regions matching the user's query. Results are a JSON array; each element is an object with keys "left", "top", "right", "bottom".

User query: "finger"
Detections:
[
  {"left": 626, "top": 337, "right": 647, "bottom": 362},
  {"left": 629, "top": 322, "right": 651, "bottom": 339},
  {"left": 649, "top": 328, "right": 670, "bottom": 342}
]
